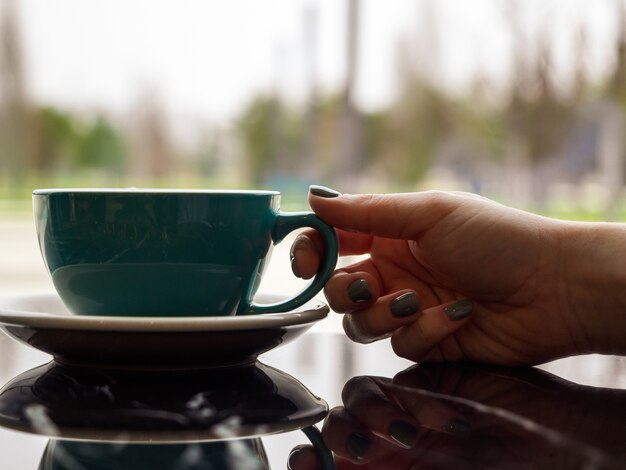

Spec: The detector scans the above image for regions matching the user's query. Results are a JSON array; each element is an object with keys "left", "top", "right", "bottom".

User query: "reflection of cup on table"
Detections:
[
  {"left": 40, "top": 440, "right": 270, "bottom": 470},
  {"left": 33, "top": 189, "right": 338, "bottom": 316}
]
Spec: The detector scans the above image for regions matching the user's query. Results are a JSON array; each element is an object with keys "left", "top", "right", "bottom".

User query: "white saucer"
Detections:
[{"left": 0, "top": 293, "right": 328, "bottom": 369}]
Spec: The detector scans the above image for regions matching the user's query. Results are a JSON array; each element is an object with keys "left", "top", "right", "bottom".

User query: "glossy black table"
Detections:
[{"left": 1, "top": 330, "right": 626, "bottom": 469}]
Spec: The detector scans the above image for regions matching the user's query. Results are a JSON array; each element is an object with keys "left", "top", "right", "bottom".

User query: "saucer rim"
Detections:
[
  {"left": 0, "top": 410, "right": 329, "bottom": 444},
  {"left": 0, "top": 292, "right": 329, "bottom": 332}
]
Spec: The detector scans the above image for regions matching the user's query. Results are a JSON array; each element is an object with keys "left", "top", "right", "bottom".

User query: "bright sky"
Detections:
[{"left": 8, "top": 0, "right": 623, "bottom": 124}]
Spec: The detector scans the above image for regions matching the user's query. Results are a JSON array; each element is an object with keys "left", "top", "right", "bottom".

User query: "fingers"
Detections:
[
  {"left": 293, "top": 186, "right": 477, "bottom": 361},
  {"left": 288, "top": 445, "right": 363, "bottom": 470},
  {"left": 292, "top": 228, "right": 476, "bottom": 358},
  {"left": 291, "top": 230, "right": 374, "bottom": 279},
  {"left": 390, "top": 299, "right": 474, "bottom": 362},
  {"left": 321, "top": 262, "right": 381, "bottom": 312},
  {"left": 339, "top": 289, "right": 473, "bottom": 349},
  {"left": 287, "top": 445, "right": 323, "bottom": 470},
  {"left": 290, "top": 232, "right": 321, "bottom": 279},
  {"left": 316, "top": 257, "right": 474, "bottom": 352},
  {"left": 291, "top": 187, "right": 479, "bottom": 279},
  {"left": 342, "top": 291, "right": 422, "bottom": 343},
  {"left": 308, "top": 186, "right": 467, "bottom": 239}
]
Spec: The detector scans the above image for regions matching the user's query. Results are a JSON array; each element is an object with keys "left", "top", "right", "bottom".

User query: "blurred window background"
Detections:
[{"left": 2, "top": 0, "right": 626, "bottom": 294}]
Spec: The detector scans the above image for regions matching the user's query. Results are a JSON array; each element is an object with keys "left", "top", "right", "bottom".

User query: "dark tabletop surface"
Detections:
[{"left": 1, "top": 329, "right": 626, "bottom": 469}]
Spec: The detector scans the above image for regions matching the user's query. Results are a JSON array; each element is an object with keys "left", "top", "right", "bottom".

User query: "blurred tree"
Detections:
[
  {"left": 508, "top": 51, "right": 572, "bottom": 164},
  {"left": 127, "top": 92, "right": 173, "bottom": 181},
  {"left": 457, "top": 75, "right": 507, "bottom": 161},
  {"left": 458, "top": 105, "right": 505, "bottom": 163},
  {"left": 311, "top": 94, "right": 341, "bottom": 181},
  {"left": 382, "top": 31, "right": 457, "bottom": 184},
  {"left": 32, "top": 107, "right": 78, "bottom": 173},
  {"left": 570, "top": 24, "right": 590, "bottom": 104},
  {"left": 490, "top": 4, "right": 570, "bottom": 205},
  {"left": 280, "top": 108, "right": 306, "bottom": 174},
  {"left": 237, "top": 94, "right": 281, "bottom": 185},
  {"left": 363, "top": 1, "right": 457, "bottom": 187},
  {"left": 608, "top": 4, "right": 626, "bottom": 105},
  {"left": 503, "top": 7, "right": 574, "bottom": 167},
  {"left": 335, "top": 0, "right": 363, "bottom": 192},
  {"left": 0, "top": 0, "right": 33, "bottom": 187},
  {"left": 302, "top": 4, "right": 321, "bottom": 182},
  {"left": 77, "top": 116, "right": 126, "bottom": 173},
  {"left": 362, "top": 111, "right": 385, "bottom": 169},
  {"left": 385, "top": 81, "right": 456, "bottom": 184}
]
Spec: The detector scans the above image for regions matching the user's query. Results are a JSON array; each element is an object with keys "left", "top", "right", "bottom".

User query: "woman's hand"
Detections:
[{"left": 292, "top": 187, "right": 626, "bottom": 365}]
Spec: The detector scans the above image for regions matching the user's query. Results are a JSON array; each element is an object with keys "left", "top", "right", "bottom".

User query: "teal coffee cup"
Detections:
[{"left": 32, "top": 189, "right": 338, "bottom": 317}]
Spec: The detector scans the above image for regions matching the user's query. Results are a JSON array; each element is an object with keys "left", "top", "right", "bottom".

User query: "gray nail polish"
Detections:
[
  {"left": 391, "top": 292, "right": 420, "bottom": 318},
  {"left": 444, "top": 299, "right": 474, "bottom": 321},
  {"left": 346, "top": 432, "right": 370, "bottom": 460},
  {"left": 348, "top": 279, "right": 372, "bottom": 303},
  {"left": 309, "top": 185, "right": 341, "bottom": 198},
  {"left": 388, "top": 420, "right": 418, "bottom": 448},
  {"left": 445, "top": 418, "right": 473, "bottom": 438}
]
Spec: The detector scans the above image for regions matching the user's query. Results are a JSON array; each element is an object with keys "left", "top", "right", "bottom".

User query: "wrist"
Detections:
[{"left": 554, "top": 220, "right": 626, "bottom": 355}]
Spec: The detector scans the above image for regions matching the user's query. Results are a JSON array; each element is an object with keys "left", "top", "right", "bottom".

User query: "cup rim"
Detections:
[{"left": 32, "top": 188, "right": 281, "bottom": 196}]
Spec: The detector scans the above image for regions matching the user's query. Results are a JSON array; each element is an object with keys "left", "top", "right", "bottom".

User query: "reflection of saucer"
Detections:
[
  {"left": 0, "top": 360, "right": 328, "bottom": 443},
  {"left": 0, "top": 293, "right": 328, "bottom": 369}
]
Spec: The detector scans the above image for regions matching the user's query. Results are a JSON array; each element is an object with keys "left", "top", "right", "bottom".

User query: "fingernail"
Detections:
[
  {"left": 291, "top": 255, "right": 301, "bottom": 278},
  {"left": 444, "top": 299, "right": 474, "bottom": 321},
  {"left": 388, "top": 420, "right": 418, "bottom": 448},
  {"left": 391, "top": 292, "right": 420, "bottom": 318},
  {"left": 444, "top": 418, "right": 473, "bottom": 438},
  {"left": 287, "top": 445, "right": 307, "bottom": 470},
  {"left": 348, "top": 279, "right": 372, "bottom": 303},
  {"left": 346, "top": 432, "right": 370, "bottom": 461},
  {"left": 309, "top": 185, "right": 341, "bottom": 198},
  {"left": 289, "top": 240, "right": 301, "bottom": 278}
]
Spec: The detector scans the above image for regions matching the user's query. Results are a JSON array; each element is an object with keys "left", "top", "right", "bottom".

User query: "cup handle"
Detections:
[
  {"left": 301, "top": 425, "right": 335, "bottom": 470},
  {"left": 247, "top": 211, "right": 338, "bottom": 314}
]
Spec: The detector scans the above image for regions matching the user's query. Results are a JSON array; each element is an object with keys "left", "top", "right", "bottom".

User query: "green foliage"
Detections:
[
  {"left": 382, "top": 81, "right": 457, "bottom": 183},
  {"left": 237, "top": 95, "right": 280, "bottom": 184},
  {"left": 34, "top": 107, "right": 78, "bottom": 171},
  {"left": 26, "top": 107, "right": 128, "bottom": 178},
  {"left": 362, "top": 112, "right": 385, "bottom": 167},
  {"left": 457, "top": 102, "right": 507, "bottom": 161},
  {"left": 503, "top": 93, "right": 574, "bottom": 163},
  {"left": 76, "top": 116, "right": 126, "bottom": 171}
]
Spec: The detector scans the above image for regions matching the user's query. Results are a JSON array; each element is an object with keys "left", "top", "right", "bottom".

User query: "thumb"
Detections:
[{"left": 308, "top": 186, "right": 459, "bottom": 239}]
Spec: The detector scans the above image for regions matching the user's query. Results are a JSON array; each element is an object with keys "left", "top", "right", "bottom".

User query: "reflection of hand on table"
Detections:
[{"left": 288, "top": 364, "right": 626, "bottom": 469}]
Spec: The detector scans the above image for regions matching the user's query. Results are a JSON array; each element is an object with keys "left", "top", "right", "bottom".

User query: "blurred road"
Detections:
[{"left": 0, "top": 218, "right": 49, "bottom": 295}]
